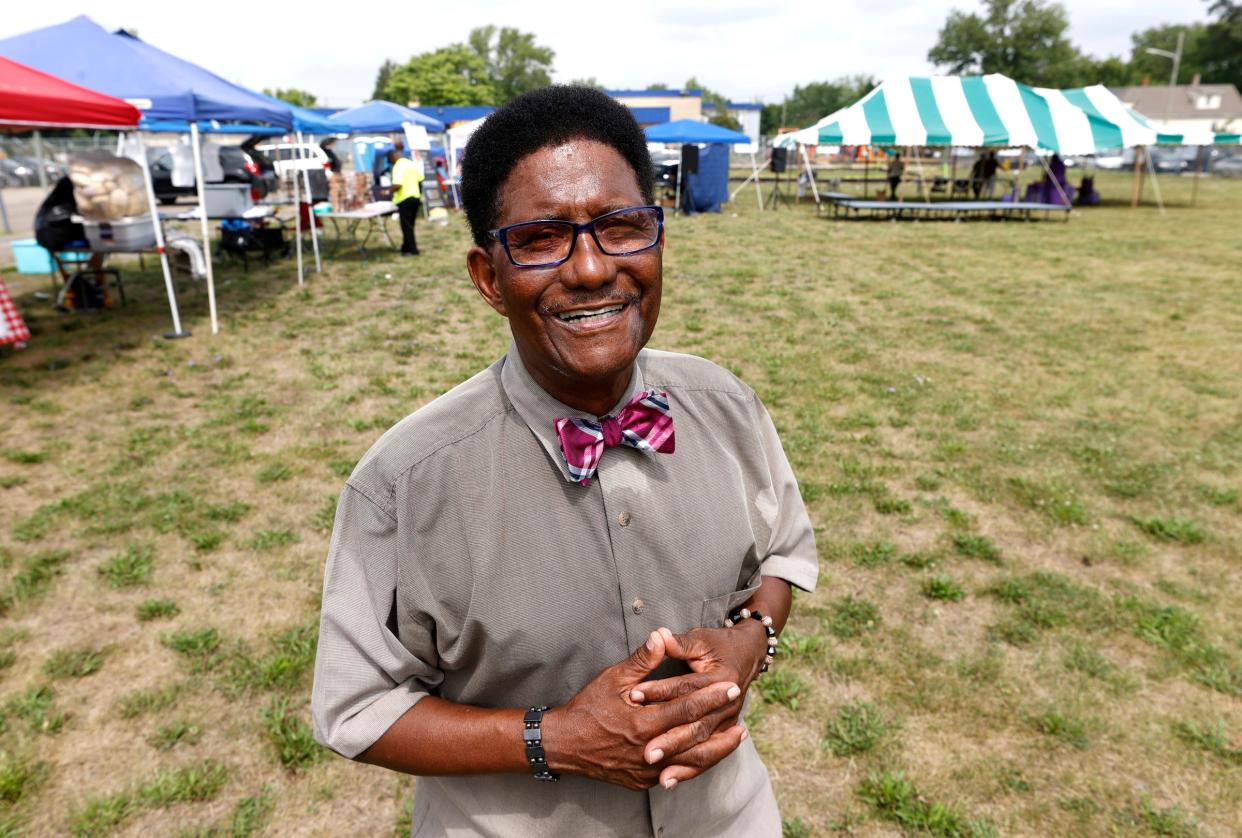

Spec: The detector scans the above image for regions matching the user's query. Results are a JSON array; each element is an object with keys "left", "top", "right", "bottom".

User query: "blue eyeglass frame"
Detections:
[{"left": 486, "top": 205, "right": 664, "bottom": 268}]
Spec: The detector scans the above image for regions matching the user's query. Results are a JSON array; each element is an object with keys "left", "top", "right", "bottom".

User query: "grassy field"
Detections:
[{"left": 0, "top": 171, "right": 1239, "bottom": 836}]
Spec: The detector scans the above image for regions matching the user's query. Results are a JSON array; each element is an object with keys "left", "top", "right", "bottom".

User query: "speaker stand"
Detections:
[{"left": 766, "top": 170, "right": 792, "bottom": 210}]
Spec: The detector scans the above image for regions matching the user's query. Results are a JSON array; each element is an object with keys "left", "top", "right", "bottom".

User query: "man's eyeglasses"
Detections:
[{"left": 487, "top": 206, "right": 664, "bottom": 268}]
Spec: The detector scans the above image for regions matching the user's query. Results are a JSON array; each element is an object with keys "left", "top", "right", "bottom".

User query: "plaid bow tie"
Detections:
[{"left": 555, "top": 390, "right": 675, "bottom": 486}]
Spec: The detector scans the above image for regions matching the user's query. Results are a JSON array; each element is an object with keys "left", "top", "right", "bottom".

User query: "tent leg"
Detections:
[
  {"left": 293, "top": 148, "right": 304, "bottom": 287},
  {"left": 189, "top": 123, "right": 220, "bottom": 335},
  {"left": 134, "top": 132, "right": 189, "bottom": 339},
  {"left": 674, "top": 145, "right": 682, "bottom": 215},
  {"left": 800, "top": 145, "right": 820, "bottom": 206},
  {"left": 297, "top": 130, "right": 322, "bottom": 272},
  {"left": 752, "top": 153, "right": 763, "bottom": 212},
  {"left": 1130, "top": 146, "right": 1145, "bottom": 209},
  {"left": 32, "top": 130, "right": 49, "bottom": 191},
  {"left": 0, "top": 185, "right": 10, "bottom": 234},
  {"left": 1191, "top": 146, "right": 1204, "bottom": 207},
  {"left": 1144, "top": 146, "right": 1165, "bottom": 214}
]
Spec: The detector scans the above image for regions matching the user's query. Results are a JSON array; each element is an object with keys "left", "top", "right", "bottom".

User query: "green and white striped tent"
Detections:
[{"left": 777, "top": 74, "right": 1240, "bottom": 152}]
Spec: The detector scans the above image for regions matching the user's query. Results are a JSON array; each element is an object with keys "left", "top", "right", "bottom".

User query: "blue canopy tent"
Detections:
[
  {"left": 330, "top": 101, "right": 446, "bottom": 224},
  {"left": 139, "top": 120, "right": 283, "bottom": 135},
  {"left": 644, "top": 119, "right": 749, "bottom": 144},
  {"left": 644, "top": 120, "right": 750, "bottom": 214},
  {"left": 0, "top": 15, "right": 295, "bottom": 336},
  {"left": 327, "top": 100, "right": 445, "bottom": 134}
]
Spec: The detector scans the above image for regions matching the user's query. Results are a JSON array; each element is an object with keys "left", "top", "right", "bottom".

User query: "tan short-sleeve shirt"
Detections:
[{"left": 312, "top": 346, "right": 819, "bottom": 837}]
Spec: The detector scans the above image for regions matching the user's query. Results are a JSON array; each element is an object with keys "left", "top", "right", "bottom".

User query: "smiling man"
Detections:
[{"left": 312, "top": 86, "right": 818, "bottom": 837}]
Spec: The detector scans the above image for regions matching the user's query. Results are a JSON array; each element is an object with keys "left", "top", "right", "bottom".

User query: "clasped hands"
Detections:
[{"left": 544, "top": 623, "right": 767, "bottom": 791}]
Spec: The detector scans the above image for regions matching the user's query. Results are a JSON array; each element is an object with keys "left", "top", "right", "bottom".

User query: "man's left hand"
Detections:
[{"left": 629, "top": 625, "right": 767, "bottom": 786}]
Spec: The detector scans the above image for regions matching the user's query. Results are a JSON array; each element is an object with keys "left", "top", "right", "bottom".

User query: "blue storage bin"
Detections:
[{"left": 10, "top": 239, "right": 90, "bottom": 274}]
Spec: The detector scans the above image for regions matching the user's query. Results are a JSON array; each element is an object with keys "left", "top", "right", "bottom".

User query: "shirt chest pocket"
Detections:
[{"left": 699, "top": 576, "right": 762, "bottom": 627}]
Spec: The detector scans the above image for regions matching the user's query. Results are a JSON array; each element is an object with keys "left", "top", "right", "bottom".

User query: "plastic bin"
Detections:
[
  {"left": 83, "top": 216, "right": 157, "bottom": 251},
  {"left": 203, "top": 183, "right": 253, "bottom": 217},
  {"left": 10, "top": 239, "right": 92, "bottom": 274}
]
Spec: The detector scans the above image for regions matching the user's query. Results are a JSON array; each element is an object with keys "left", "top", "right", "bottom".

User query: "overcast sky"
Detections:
[{"left": 1, "top": 1, "right": 1213, "bottom": 107}]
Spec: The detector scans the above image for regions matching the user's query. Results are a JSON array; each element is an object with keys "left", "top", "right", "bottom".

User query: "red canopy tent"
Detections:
[
  {"left": 0, "top": 56, "right": 141, "bottom": 348},
  {"left": 0, "top": 54, "right": 140, "bottom": 129}
]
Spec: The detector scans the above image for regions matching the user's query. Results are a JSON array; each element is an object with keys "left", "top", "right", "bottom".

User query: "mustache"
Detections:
[{"left": 541, "top": 291, "right": 640, "bottom": 316}]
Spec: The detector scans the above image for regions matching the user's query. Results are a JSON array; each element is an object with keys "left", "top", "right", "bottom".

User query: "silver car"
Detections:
[{"left": 1212, "top": 155, "right": 1242, "bottom": 178}]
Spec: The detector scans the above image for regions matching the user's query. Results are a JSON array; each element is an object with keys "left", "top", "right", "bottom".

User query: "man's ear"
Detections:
[{"left": 467, "top": 246, "right": 507, "bottom": 317}]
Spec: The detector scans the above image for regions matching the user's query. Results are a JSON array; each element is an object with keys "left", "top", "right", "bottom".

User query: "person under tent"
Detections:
[
  {"left": 886, "top": 151, "right": 904, "bottom": 201},
  {"left": 386, "top": 147, "right": 424, "bottom": 256}
]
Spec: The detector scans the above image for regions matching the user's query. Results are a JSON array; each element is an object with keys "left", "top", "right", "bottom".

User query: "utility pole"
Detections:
[{"left": 1145, "top": 29, "right": 1185, "bottom": 130}]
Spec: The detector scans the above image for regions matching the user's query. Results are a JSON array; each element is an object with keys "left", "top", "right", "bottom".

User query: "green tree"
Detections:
[
  {"left": 1201, "top": 0, "right": 1242, "bottom": 91},
  {"left": 1089, "top": 55, "right": 1137, "bottom": 87},
  {"left": 261, "top": 88, "right": 317, "bottom": 107},
  {"left": 382, "top": 45, "right": 494, "bottom": 106},
  {"left": 927, "top": 0, "right": 1095, "bottom": 86},
  {"left": 567, "top": 77, "right": 604, "bottom": 90},
  {"left": 684, "top": 77, "right": 741, "bottom": 131},
  {"left": 371, "top": 59, "right": 400, "bottom": 101},
  {"left": 645, "top": 83, "right": 671, "bottom": 91},
  {"left": 788, "top": 76, "right": 875, "bottom": 127},
  {"left": 468, "top": 26, "right": 555, "bottom": 103},
  {"left": 760, "top": 76, "right": 876, "bottom": 135}
]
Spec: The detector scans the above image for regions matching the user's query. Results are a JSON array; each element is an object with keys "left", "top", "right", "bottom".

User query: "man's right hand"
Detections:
[{"left": 541, "top": 629, "right": 748, "bottom": 791}]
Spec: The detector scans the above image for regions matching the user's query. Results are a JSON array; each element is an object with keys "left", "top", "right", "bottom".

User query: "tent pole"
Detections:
[
  {"left": 1144, "top": 146, "right": 1165, "bottom": 214},
  {"left": 134, "top": 131, "right": 188, "bottom": 338},
  {"left": 800, "top": 144, "right": 820, "bottom": 206},
  {"left": 909, "top": 146, "right": 926, "bottom": 201},
  {"left": 752, "top": 152, "right": 762, "bottom": 212},
  {"left": 949, "top": 150, "right": 958, "bottom": 199},
  {"left": 728, "top": 153, "right": 765, "bottom": 206},
  {"left": 1013, "top": 149, "right": 1026, "bottom": 200},
  {"left": 0, "top": 184, "right": 10, "bottom": 234},
  {"left": 864, "top": 148, "right": 871, "bottom": 199},
  {"left": 32, "top": 130, "right": 49, "bottom": 190},
  {"left": 297, "top": 130, "right": 322, "bottom": 273},
  {"left": 674, "top": 145, "right": 682, "bottom": 216},
  {"left": 189, "top": 122, "right": 219, "bottom": 335},
  {"left": 293, "top": 144, "right": 304, "bottom": 286},
  {"left": 1130, "top": 146, "right": 1145, "bottom": 209},
  {"left": 1191, "top": 145, "right": 1204, "bottom": 206}
]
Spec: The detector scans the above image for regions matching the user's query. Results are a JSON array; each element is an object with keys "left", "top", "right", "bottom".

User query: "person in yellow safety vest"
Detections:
[{"left": 388, "top": 147, "right": 425, "bottom": 256}]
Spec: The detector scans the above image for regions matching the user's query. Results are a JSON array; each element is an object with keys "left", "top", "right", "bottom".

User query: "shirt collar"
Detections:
[{"left": 500, "top": 343, "right": 646, "bottom": 484}]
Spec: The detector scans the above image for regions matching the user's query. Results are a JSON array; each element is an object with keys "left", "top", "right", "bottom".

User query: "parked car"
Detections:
[
  {"left": 0, "top": 157, "right": 37, "bottom": 186},
  {"left": 1091, "top": 153, "right": 1126, "bottom": 170},
  {"left": 0, "top": 156, "right": 64, "bottom": 186},
  {"left": 651, "top": 148, "right": 680, "bottom": 192},
  {"left": 1168, "top": 145, "right": 1234, "bottom": 173},
  {"left": 1212, "top": 155, "right": 1242, "bottom": 178},
  {"left": 255, "top": 142, "right": 332, "bottom": 178},
  {"left": 149, "top": 145, "right": 274, "bottom": 204}
]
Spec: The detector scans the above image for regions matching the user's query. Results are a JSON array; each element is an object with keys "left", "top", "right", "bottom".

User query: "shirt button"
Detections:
[
  {"left": 632, "top": 599, "right": 645, "bottom": 614},
  {"left": 617, "top": 511, "right": 632, "bottom": 527}
]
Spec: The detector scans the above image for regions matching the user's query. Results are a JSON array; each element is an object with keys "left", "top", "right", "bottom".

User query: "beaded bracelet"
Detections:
[
  {"left": 725, "top": 607, "right": 778, "bottom": 674},
  {"left": 522, "top": 706, "right": 559, "bottom": 782}
]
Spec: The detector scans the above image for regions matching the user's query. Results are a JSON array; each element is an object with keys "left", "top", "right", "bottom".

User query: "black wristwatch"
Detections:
[{"left": 523, "top": 706, "right": 560, "bottom": 782}]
